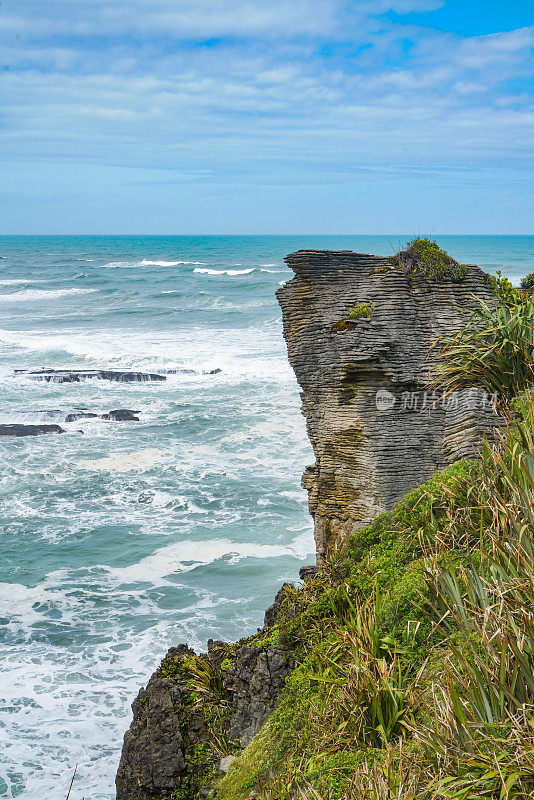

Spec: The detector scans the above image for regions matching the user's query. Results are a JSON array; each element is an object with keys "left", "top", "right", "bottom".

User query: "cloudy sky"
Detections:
[{"left": 1, "top": 0, "right": 533, "bottom": 233}]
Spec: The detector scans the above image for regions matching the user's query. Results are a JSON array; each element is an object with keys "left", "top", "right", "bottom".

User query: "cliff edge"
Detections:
[
  {"left": 277, "top": 248, "right": 496, "bottom": 562},
  {"left": 115, "top": 246, "right": 499, "bottom": 800}
]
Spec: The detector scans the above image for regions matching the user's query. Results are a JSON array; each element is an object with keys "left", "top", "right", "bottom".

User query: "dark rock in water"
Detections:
[
  {"left": 65, "top": 412, "right": 99, "bottom": 423},
  {"left": 101, "top": 409, "right": 140, "bottom": 421},
  {"left": 0, "top": 424, "right": 65, "bottom": 437},
  {"left": 116, "top": 644, "right": 193, "bottom": 800},
  {"left": 165, "top": 368, "right": 196, "bottom": 375},
  {"left": 116, "top": 589, "right": 296, "bottom": 800},
  {"left": 164, "top": 368, "right": 222, "bottom": 375},
  {"left": 15, "top": 369, "right": 166, "bottom": 383},
  {"left": 25, "top": 410, "right": 62, "bottom": 415}
]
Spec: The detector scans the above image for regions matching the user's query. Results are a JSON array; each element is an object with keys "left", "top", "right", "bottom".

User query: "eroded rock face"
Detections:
[
  {"left": 115, "top": 636, "right": 294, "bottom": 800},
  {"left": 277, "top": 249, "right": 498, "bottom": 562},
  {"left": 116, "top": 645, "right": 193, "bottom": 800}
]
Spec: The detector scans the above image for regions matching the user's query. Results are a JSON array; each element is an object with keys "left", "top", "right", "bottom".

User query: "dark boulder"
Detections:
[
  {"left": 263, "top": 583, "right": 292, "bottom": 628},
  {"left": 116, "top": 587, "right": 297, "bottom": 800},
  {"left": 101, "top": 409, "right": 140, "bottom": 421},
  {"left": 0, "top": 424, "right": 65, "bottom": 437},
  {"left": 15, "top": 369, "right": 166, "bottom": 383},
  {"left": 116, "top": 645, "right": 194, "bottom": 800}
]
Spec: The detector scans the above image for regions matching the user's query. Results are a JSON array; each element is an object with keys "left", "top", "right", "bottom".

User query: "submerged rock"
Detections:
[
  {"left": 0, "top": 424, "right": 65, "bottom": 436},
  {"left": 165, "top": 368, "right": 222, "bottom": 375},
  {"left": 15, "top": 369, "right": 166, "bottom": 383},
  {"left": 64, "top": 412, "right": 99, "bottom": 422}
]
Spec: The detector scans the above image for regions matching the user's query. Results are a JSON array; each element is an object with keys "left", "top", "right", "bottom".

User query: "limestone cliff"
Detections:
[
  {"left": 277, "top": 249, "right": 497, "bottom": 562},
  {"left": 115, "top": 248, "right": 499, "bottom": 800}
]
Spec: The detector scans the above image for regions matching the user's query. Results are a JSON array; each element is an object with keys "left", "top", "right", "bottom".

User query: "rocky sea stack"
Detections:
[
  {"left": 115, "top": 246, "right": 501, "bottom": 800},
  {"left": 277, "top": 247, "right": 497, "bottom": 562}
]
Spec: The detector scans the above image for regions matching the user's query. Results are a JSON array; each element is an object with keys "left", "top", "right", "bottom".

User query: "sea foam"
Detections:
[{"left": 0, "top": 288, "right": 95, "bottom": 302}]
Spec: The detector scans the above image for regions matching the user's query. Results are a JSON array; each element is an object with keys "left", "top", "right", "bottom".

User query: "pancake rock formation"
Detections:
[
  {"left": 115, "top": 249, "right": 500, "bottom": 800},
  {"left": 277, "top": 249, "right": 498, "bottom": 562}
]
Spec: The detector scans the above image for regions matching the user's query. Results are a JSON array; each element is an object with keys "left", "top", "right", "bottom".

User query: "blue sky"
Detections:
[{"left": 1, "top": 0, "right": 533, "bottom": 233}]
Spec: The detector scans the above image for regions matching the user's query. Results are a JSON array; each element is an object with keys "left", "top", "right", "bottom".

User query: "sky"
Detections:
[{"left": 1, "top": 0, "right": 533, "bottom": 234}]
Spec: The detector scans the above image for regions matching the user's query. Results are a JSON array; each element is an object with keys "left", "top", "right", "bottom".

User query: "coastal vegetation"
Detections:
[
  {"left": 348, "top": 301, "right": 375, "bottom": 320},
  {"left": 205, "top": 272, "right": 534, "bottom": 799},
  {"left": 391, "top": 237, "right": 468, "bottom": 284}
]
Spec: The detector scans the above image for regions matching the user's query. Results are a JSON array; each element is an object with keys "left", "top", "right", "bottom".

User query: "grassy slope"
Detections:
[{"left": 217, "top": 460, "right": 482, "bottom": 800}]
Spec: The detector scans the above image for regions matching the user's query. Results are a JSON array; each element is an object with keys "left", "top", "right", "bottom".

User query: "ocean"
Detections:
[{"left": 0, "top": 235, "right": 532, "bottom": 799}]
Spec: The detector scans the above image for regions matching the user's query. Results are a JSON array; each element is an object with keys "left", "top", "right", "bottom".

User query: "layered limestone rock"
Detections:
[
  {"left": 115, "top": 248, "right": 500, "bottom": 799},
  {"left": 277, "top": 249, "right": 497, "bottom": 562}
]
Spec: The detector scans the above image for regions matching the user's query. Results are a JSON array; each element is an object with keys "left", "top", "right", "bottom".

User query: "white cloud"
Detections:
[{"left": 0, "top": 0, "right": 533, "bottom": 191}]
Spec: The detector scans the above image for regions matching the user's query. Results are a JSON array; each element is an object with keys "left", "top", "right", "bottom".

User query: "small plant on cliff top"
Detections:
[
  {"left": 348, "top": 301, "right": 375, "bottom": 320},
  {"left": 393, "top": 237, "right": 468, "bottom": 284}
]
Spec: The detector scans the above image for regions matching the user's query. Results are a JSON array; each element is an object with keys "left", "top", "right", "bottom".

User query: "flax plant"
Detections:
[
  {"left": 432, "top": 276, "right": 534, "bottom": 412},
  {"left": 419, "top": 392, "right": 534, "bottom": 798}
]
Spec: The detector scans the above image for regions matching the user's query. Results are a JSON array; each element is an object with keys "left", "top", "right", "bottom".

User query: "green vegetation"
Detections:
[
  {"left": 392, "top": 237, "right": 468, "bottom": 284},
  {"left": 369, "top": 265, "right": 392, "bottom": 276},
  {"left": 521, "top": 272, "right": 534, "bottom": 292},
  {"left": 433, "top": 271, "right": 534, "bottom": 412},
  {"left": 348, "top": 300, "right": 375, "bottom": 319},
  {"left": 213, "top": 268, "right": 534, "bottom": 799}
]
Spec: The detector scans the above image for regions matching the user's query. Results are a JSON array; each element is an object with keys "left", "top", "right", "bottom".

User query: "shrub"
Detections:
[
  {"left": 520, "top": 272, "right": 534, "bottom": 292},
  {"left": 348, "top": 301, "right": 374, "bottom": 320},
  {"left": 392, "top": 238, "right": 468, "bottom": 284},
  {"left": 432, "top": 274, "right": 534, "bottom": 412}
]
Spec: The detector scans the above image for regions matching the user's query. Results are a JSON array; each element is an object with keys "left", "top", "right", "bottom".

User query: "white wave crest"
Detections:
[
  {"left": 102, "top": 260, "right": 205, "bottom": 268},
  {"left": 0, "top": 288, "right": 95, "bottom": 303},
  {"left": 141, "top": 259, "right": 205, "bottom": 266},
  {"left": 194, "top": 268, "right": 254, "bottom": 276},
  {"left": 260, "top": 268, "right": 287, "bottom": 273},
  {"left": 108, "top": 533, "right": 313, "bottom": 583},
  {"left": 0, "top": 279, "right": 43, "bottom": 286}
]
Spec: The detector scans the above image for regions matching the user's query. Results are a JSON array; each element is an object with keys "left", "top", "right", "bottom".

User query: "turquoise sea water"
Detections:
[{"left": 0, "top": 235, "right": 532, "bottom": 799}]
